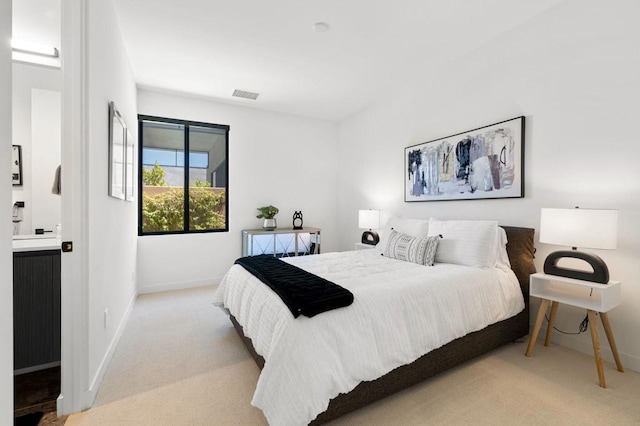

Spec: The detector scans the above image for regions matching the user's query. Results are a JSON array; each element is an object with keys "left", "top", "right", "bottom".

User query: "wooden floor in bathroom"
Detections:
[{"left": 14, "top": 367, "right": 67, "bottom": 425}]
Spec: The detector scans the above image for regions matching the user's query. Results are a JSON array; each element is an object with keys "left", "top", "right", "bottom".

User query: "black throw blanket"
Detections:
[{"left": 234, "top": 255, "right": 354, "bottom": 318}]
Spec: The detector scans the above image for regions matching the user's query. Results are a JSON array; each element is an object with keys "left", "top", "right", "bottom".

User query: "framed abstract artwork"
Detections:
[
  {"left": 12, "top": 145, "right": 23, "bottom": 186},
  {"left": 405, "top": 116, "right": 525, "bottom": 202}
]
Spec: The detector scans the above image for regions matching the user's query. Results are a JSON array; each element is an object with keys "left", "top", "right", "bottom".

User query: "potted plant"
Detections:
[{"left": 256, "top": 205, "right": 279, "bottom": 231}]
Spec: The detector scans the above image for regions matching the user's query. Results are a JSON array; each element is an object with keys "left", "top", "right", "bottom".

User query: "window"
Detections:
[{"left": 138, "top": 115, "right": 229, "bottom": 235}]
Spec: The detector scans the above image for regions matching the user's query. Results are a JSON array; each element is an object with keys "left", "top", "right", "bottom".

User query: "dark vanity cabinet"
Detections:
[{"left": 13, "top": 250, "right": 61, "bottom": 371}]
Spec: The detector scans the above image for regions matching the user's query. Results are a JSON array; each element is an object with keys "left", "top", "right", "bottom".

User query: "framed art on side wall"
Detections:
[
  {"left": 108, "top": 101, "right": 126, "bottom": 200},
  {"left": 12, "top": 145, "right": 22, "bottom": 186},
  {"left": 405, "top": 116, "right": 525, "bottom": 202}
]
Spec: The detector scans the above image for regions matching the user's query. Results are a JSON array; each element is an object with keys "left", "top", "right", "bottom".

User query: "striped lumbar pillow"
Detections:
[{"left": 382, "top": 230, "right": 441, "bottom": 266}]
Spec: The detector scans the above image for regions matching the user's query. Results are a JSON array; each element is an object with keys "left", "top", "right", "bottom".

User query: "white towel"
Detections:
[{"left": 52, "top": 165, "right": 61, "bottom": 195}]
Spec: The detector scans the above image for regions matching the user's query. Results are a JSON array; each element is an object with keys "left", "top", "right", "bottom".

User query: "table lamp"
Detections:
[
  {"left": 359, "top": 209, "right": 380, "bottom": 245},
  {"left": 539, "top": 207, "right": 618, "bottom": 283}
]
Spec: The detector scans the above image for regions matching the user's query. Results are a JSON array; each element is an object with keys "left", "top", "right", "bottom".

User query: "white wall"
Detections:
[
  {"left": 337, "top": 0, "right": 640, "bottom": 371},
  {"left": 12, "top": 0, "right": 59, "bottom": 46},
  {"left": 137, "top": 89, "right": 339, "bottom": 293},
  {"left": 85, "top": 0, "right": 138, "bottom": 402},
  {"left": 0, "top": 1, "right": 14, "bottom": 422},
  {"left": 11, "top": 65, "right": 62, "bottom": 234}
]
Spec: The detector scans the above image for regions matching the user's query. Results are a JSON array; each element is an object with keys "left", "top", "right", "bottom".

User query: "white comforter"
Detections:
[{"left": 213, "top": 250, "right": 524, "bottom": 426}]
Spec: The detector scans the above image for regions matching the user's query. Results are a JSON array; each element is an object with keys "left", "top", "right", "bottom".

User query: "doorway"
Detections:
[
  {"left": 11, "top": 60, "right": 63, "bottom": 426},
  {"left": 11, "top": 0, "right": 64, "bottom": 422}
]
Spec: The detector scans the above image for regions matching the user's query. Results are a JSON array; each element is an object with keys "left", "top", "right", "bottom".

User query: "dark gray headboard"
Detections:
[{"left": 501, "top": 226, "right": 536, "bottom": 300}]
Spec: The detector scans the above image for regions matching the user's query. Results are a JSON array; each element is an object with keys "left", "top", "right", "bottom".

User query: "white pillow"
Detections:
[
  {"left": 427, "top": 219, "right": 498, "bottom": 268},
  {"left": 376, "top": 217, "right": 430, "bottom": 249},
  {"left": 382, "top": 230, "right": 441, "bottom": 266}
]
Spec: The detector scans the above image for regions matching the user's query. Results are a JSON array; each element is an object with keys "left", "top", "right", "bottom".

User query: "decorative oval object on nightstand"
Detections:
[
  {"left": 361, "top": 231, "right": 379, "bottom": 245},
  {"left": 293, "top": 211, "right": 303, "bottom": 229}
]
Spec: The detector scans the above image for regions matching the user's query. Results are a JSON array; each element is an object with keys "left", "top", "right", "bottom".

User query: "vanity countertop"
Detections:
[{"left": 13, "top": 237, "right": 61, "bottom": 252}]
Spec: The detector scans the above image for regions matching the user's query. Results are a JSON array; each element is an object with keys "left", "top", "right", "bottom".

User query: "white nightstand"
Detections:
[
  {"left": 525, "top": 272, "right": 624, "bottom": 388},
  {"left": 355, "top": 242, "right": 376, "bottom": 250}
]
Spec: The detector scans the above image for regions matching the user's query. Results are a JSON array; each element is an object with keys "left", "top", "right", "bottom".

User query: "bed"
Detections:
[{"left": 215, "top": 224, "right": 535, "bottom": 425}]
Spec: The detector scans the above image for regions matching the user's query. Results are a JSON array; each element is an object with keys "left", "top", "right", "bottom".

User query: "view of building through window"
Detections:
[
  {"left": 142, "top": 147, "right": 209, "bottom": 186},
  {"left": 138, "top": 116, "right": 229, "bottom": 235}
]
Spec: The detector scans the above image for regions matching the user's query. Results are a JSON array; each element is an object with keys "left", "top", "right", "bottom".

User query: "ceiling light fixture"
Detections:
[
  {"left": 312, "top": 22, "right": 330, "bottom": 33},
  {"left": 11, "top": 39, "right": 59, "bottom": 58}
]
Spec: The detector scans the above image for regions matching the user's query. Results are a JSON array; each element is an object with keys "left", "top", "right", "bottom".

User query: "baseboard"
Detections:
[
  {"left": 137, "top": 277, "right": 222, "bottom": 294},
  {"left": 56, "top": 394, "right": 63, "bottom": 417},
  {"left": 86, "top": 292, "right": 137, "bottom": 405},
  {"left": 531, "top": 322, "right": 640, "bottom": 373}
]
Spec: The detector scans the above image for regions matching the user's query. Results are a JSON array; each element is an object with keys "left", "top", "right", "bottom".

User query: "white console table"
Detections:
[{"left": 241, "top": 227, "right": 321, "bottom": 257}]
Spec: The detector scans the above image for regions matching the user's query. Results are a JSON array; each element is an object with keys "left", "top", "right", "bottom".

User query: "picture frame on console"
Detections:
[{"left": 405, "top": 116, "right": 525, "bottom": 202}]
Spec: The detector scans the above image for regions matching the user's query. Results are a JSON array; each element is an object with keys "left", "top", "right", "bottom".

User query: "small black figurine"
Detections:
[{"left": 292, "top": 211, "right": 303, "bottom": 229}]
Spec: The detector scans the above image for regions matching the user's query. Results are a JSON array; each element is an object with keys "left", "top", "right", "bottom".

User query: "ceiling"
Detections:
[{"left": 111, "top": 0, "right": 562, "bottom": 122}]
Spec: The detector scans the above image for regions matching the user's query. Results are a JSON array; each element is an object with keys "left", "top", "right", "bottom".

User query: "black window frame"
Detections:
[{"left": 138, "top": 114, "right": 230, "bottom": 236}]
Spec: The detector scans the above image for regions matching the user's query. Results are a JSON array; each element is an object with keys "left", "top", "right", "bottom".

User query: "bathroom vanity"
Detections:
[{"left": 13, "top": 238, "right": 61, "bottom": 372}]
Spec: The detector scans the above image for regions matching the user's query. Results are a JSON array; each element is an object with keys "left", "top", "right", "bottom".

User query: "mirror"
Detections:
[
  {"left": 12, "top": 74, "right": 62, "bottom": 236},
  {"left": 108, "top": 101, "right": 126, "bottom": 200}
]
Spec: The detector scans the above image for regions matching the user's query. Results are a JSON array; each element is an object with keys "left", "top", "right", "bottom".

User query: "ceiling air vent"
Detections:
[{"left": 232, "top": 89, "right": 259, "bottom": 100}]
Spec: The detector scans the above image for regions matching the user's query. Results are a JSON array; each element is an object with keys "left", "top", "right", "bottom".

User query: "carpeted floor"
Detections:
[{"left": 66, "top": 286, "right": 640, "bottom": 425}]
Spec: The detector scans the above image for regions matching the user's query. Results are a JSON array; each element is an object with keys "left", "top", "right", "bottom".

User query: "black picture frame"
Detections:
[
  {"left": 404, "top": 116, "right": 525, "bottom": 202},
  {"left": 12, "top": 145, "right": 23, "bottom": 186}
]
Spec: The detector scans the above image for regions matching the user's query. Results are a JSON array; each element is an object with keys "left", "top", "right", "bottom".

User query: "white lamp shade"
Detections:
[
  {"left": 358, "top": 210, "right": 380, "bottom": 230},
  {"left": 540, "top": 208, "right": 618, "bottom": 249}
]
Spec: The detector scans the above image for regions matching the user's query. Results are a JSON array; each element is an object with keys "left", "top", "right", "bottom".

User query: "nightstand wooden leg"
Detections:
[
  {"left": 544, "top": 301, "right": 559, "bottom": 346},
  {"left": 600, "top": 312, "right": 624, "bottom": 373},
  {"left": 588, "top": 310, "right": 606, "bottom": 388},
  {"left": 526, "top": 299, "right": 550, "bottom": 357}
]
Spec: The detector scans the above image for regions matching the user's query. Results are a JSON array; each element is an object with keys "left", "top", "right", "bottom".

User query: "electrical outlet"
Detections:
[{"left": 104, "top": 309, "right": 109, "bottom": 329}]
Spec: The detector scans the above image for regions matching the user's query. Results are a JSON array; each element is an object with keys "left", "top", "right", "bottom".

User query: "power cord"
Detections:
[
  {"left": 579, "top": 314, "right": 590, "bottom": 333},
  {"left": 545, "top": 288, "right": 594, "bottom": 335},
  {"left": 545, "top": 313, "right": 589, "bottom": 335}
]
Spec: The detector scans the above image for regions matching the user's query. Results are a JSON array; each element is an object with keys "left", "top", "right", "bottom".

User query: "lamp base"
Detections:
[
  {"left": 361, "top": 231, "right": 380, "bottom": 246},
  {"left": 543, "top": 250, "right": 610, "bottom": 284}
]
